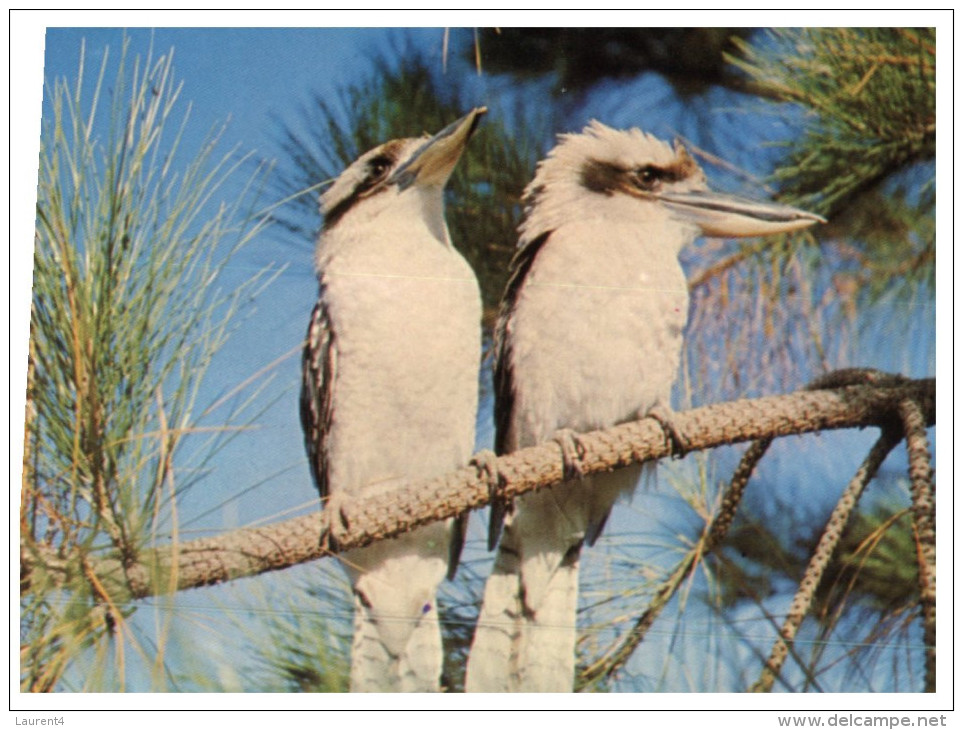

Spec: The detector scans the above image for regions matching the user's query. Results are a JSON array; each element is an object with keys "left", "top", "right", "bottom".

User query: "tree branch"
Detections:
[
  {"left": 578, "top": 437, "right": 773, "bottom": 689},
  {"left": 20, "top": 377, "right": 935, "bottom": 603},
  {"left": 749, "top": 429, "right": 903, "bottom": 693},
  {"left": 898, "top": 397, "right": 936, "bottom": 692}
]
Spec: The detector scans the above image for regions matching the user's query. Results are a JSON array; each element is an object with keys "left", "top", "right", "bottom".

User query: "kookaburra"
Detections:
[
  {"left": 465, "top": 121, "right": 824, "bottom": 692},
  {"left": 300, "top": 108, "right": 486, "bottom": 692}
]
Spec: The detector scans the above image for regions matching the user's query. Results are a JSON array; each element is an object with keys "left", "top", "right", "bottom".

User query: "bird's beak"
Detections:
[
  {"left": 388, "top": 107, "right": 488, "bottom": 190},
  {"left": 655, "top": 189, "right": 826, "bottom": 238}
]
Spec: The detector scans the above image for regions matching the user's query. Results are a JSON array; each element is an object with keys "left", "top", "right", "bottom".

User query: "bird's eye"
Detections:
[
  {"left": 368, "top": 157, "right": 391, "bottom": 179},
  {"left": 634, "top": 166, "right": 661, "bottom": 190},
  {"left": 354, "top": 155, "right": 394, "bottom": 196}
]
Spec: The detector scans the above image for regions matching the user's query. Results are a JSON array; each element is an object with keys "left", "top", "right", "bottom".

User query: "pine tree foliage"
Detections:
[
  {"left": 730, "top": 29, "right": 934, "bottom": 213},
  {"left": 682, "top": 33, "right": 936, "bottom": 666},
  {"left": 23, "top": 38, "right": 272, "bottom": 691},
  {"left": 684, "top": 28, "right": 935, "bottom": 403},
  {"left": 728, "top": 28, "right": 935, "bottom": 295}
]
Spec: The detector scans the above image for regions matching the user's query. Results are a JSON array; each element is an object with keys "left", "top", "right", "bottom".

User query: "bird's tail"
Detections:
[
  {"left": 349, "top": 593, "right": 444, "bottom": 692},
  {"left": 465, "top": 512, "right": 581, "bottom": 692},
  {"left": 344, "top": 523, "right": 450, "bottom": 692},
  {"left": 465, "top": 465, "right": 645, "bottom": 692},
  {"left": 464, "top": 517, "right": 523, "bottom": 693}
]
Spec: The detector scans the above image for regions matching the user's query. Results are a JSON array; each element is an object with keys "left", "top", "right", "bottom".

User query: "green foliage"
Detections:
[
  {"left": 706, "top": 491, "right": 922, "bottom": 692},
  {"left": 821, "top": 504, "right": 919, "bottom": 614},
  {"left": 23, "top": 37, "right": 271, "bottom": 691},
  {"left": 227, "top": 573, "right": 352, "bottom": 692},
  {"left": 730, "top": 29, "right": 934, "bottom": 215},
  {"left": 728, "top": 28, "right": 935, "bottom": 297},
  {"left": 684, "top": 28, "right": 935, "bottom": 402},
  {"left": 717, "top": 496, "right": 918, "bottom": 616}
]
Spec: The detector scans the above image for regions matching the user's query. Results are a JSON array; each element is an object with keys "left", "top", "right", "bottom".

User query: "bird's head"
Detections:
[
  {"left": 520, "top": 120, "right": 824, "bottom": 245},
  {"left": 320, "top": 107, "right": 487, "bottom": 233}
]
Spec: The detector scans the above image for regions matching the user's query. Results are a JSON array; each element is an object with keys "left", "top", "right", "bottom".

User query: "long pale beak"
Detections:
[
  {"left": 388, "top": 107, "right": 487, "bottom": 190},
  {"left": 656, "top": 189, "right": 826, "bottom": 237}
]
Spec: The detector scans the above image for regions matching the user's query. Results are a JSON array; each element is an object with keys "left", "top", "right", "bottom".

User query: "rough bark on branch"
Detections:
[{"left": 20, "top": 377, "right": 935, "bottom": 603}]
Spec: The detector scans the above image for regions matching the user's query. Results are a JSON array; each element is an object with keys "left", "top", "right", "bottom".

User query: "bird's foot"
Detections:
[
  {"left": 319, "top": 491, "right": 353, "bottom": 553},
  {"left": 471, "top": 450, "right": 507, "bottom": 551},
  {"left": 647, "top": 405, "right": 690, "bottom": 459},
  {"left": 553, "top": 428, "right": 589, "bottom": 481},
  {"left": 471, "top": 449, "right": 502, "bottom": 502}
]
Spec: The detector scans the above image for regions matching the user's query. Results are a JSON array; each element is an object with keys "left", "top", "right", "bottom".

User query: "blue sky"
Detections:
[
  {"left": 9, "top": 9, "right": 952, "bottom": 714},
  {"left": 41, "top": 26, "right": 439, "bottom": 154}
]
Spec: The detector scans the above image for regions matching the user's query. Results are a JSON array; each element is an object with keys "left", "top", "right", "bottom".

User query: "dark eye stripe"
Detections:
[
  {"left": 579, "top": 160, "right": 625, "bottom": 195},
  {"left": 580, "top": 157, "right": 696, "bottom": 196}
]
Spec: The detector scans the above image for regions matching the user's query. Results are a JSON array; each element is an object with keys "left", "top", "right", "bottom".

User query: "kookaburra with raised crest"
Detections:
[
  {"left": 300, "top": 108, "right": 486, "bottom": 692},
  {"left": 465, "top": 121, "right": 824, "bottom": 692}
]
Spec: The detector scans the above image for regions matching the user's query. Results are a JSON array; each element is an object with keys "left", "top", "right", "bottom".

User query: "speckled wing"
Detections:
[{"left": 300, "top": 293, "right": 337, "bottom": 502}]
